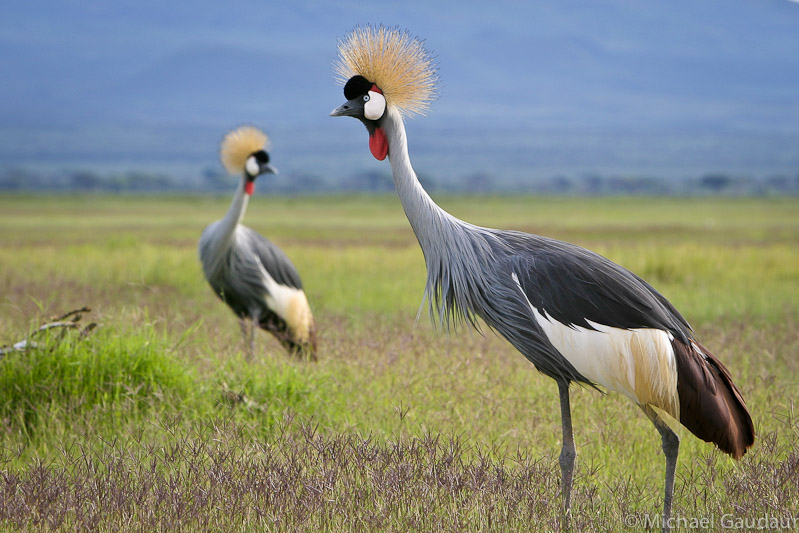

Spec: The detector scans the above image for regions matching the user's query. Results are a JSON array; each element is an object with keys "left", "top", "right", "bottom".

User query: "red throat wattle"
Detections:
[
  {"left": 245, "top": 181, "right": 255, "bottom": 195},
  {"left": 369, "top": 127, "right": 388, "bottom": 161}
]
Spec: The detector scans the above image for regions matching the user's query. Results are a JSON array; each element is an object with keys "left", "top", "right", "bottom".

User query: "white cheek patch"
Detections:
[
  {"left": 364, "top": 90, "right": 386, "bottom": 120},
  {"left": 245, "top": 156, "right": 260, "bottom": 177}
]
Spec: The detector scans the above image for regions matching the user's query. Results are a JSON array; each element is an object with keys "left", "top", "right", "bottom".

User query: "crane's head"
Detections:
[
  {"left": 219, "top": 125, "right": 278, "bottom": 195},
  {"left": 330, "top": 25, "right": 437, "bottom": 161}
]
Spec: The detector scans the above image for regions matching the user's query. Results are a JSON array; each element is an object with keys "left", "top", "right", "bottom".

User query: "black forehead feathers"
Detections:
[
  {"left": 252, "top": 150, "right": 269, "bottom": 163},
  {"left": 344, "top": 75, "right": 373, "bottom": 100}
]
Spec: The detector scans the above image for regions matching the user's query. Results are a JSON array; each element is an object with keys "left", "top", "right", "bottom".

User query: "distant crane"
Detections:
[
  {"left": 330, "top": 26, "right": 753, "bottom": 530},
  {"left": 199, "top": 126, "right": 317, "bottom": 360}
]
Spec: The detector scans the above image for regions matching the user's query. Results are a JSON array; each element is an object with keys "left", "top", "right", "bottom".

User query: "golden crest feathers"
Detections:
[
  {"left": 219, "top": 126, "right": 269, "bottom": 175},
  {"left": 335, "top": 25, "right": 438, "bottom": 117}
]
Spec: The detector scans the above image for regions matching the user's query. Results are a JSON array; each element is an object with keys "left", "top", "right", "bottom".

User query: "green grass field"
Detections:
[{"left": 0, "top": 194, "right": 797, "bottom": 531}]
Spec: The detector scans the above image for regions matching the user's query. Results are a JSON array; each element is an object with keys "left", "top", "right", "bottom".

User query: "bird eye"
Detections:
[{"left": 363, "top": 94, "right": 370, "bottom": 102}]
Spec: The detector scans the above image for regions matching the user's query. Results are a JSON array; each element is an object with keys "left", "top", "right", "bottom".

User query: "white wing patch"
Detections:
[
  {"left": 256, "top": 258, "right": 314, "bottom": 344},
  {"left": 511, "top": 273, "right": 679, "bottom": 419}
]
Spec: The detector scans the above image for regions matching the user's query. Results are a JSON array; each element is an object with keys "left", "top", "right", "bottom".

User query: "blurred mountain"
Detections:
[{"left": 1, "top": 0, "right": 797, "bottom": 185}]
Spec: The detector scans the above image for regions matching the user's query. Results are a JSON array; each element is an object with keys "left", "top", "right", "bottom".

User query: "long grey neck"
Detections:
[
  {"left": 219, "top": 177, "right": 250, "bottom": 237},
  {"left": 383, "top": 107, "right": 464, "bottom": 254},
  {"left": 382, "top": 107, "right": 491, "bottom": 327},
  {"left": 203, "top": 177, "right": 250, "bottom": 270}
]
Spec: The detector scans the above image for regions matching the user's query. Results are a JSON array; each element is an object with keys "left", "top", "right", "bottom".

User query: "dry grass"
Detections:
[{"left": 1, "top": 413, "right": 796, "bottom": 531}]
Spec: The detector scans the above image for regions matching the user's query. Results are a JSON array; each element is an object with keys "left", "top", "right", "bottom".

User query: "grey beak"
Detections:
[
  {"left": 261, "top": 163, "right": 278, "bottom": 175},
  {"left": 330, "top": 101, "right": 359, "bottom": 117}
]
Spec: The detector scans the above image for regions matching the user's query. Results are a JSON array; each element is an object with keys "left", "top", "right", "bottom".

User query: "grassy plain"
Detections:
[{"left": 0, "top": 194, "right": 797, "bottom": 530}]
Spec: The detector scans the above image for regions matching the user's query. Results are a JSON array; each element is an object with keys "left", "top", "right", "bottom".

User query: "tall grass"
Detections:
[{"left": 0, "top": 325, "right": 191, "bottom": 453}]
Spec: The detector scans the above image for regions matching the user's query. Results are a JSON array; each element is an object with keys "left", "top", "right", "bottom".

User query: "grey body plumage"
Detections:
[
  {"left": 385, "top": 107, "right": 690, "bottom": 385},
  {"left": 200, "top": 225, "right": 300, "bottom": 331}
]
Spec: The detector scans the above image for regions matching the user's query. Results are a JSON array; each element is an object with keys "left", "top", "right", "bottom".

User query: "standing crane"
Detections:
[
  {"left": 199, "top": 126, "right": 317, "bottom": 360},
  {"left": 330, "top": 26, "right": 753, "bottom": 530}
]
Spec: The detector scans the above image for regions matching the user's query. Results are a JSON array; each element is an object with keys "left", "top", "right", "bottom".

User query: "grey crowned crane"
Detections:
[
  {"left": 199, "top": 126, "right": 317, "bottom": 360},
  {"left": 330, "top": 26, "right": 753, "bottom": 530}
]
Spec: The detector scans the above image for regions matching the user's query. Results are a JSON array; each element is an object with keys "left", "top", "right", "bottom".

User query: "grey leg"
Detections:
[
  {"left": 239, "top": 317, "right": 255, "bottom": 360},
  {"left": 558, "top": 381, "right": 576, "bottom": 528},
  {"left": 640, "top": 404, "right": 680, "bottom": 533}
]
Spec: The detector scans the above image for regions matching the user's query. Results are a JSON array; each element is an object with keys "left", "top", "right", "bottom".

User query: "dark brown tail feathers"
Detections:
[{"left": 673, "top": 339, "right": 754, "bottom": 459}]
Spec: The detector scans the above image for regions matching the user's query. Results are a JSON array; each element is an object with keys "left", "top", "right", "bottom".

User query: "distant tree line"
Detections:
[{"left": 1, "top": 166, "right": 798, "bottom": 196}]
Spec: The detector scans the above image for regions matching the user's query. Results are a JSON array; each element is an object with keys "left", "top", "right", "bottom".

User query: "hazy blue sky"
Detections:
[{"left": 2, "top": 0, "right": 798, "bottom": 181}]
